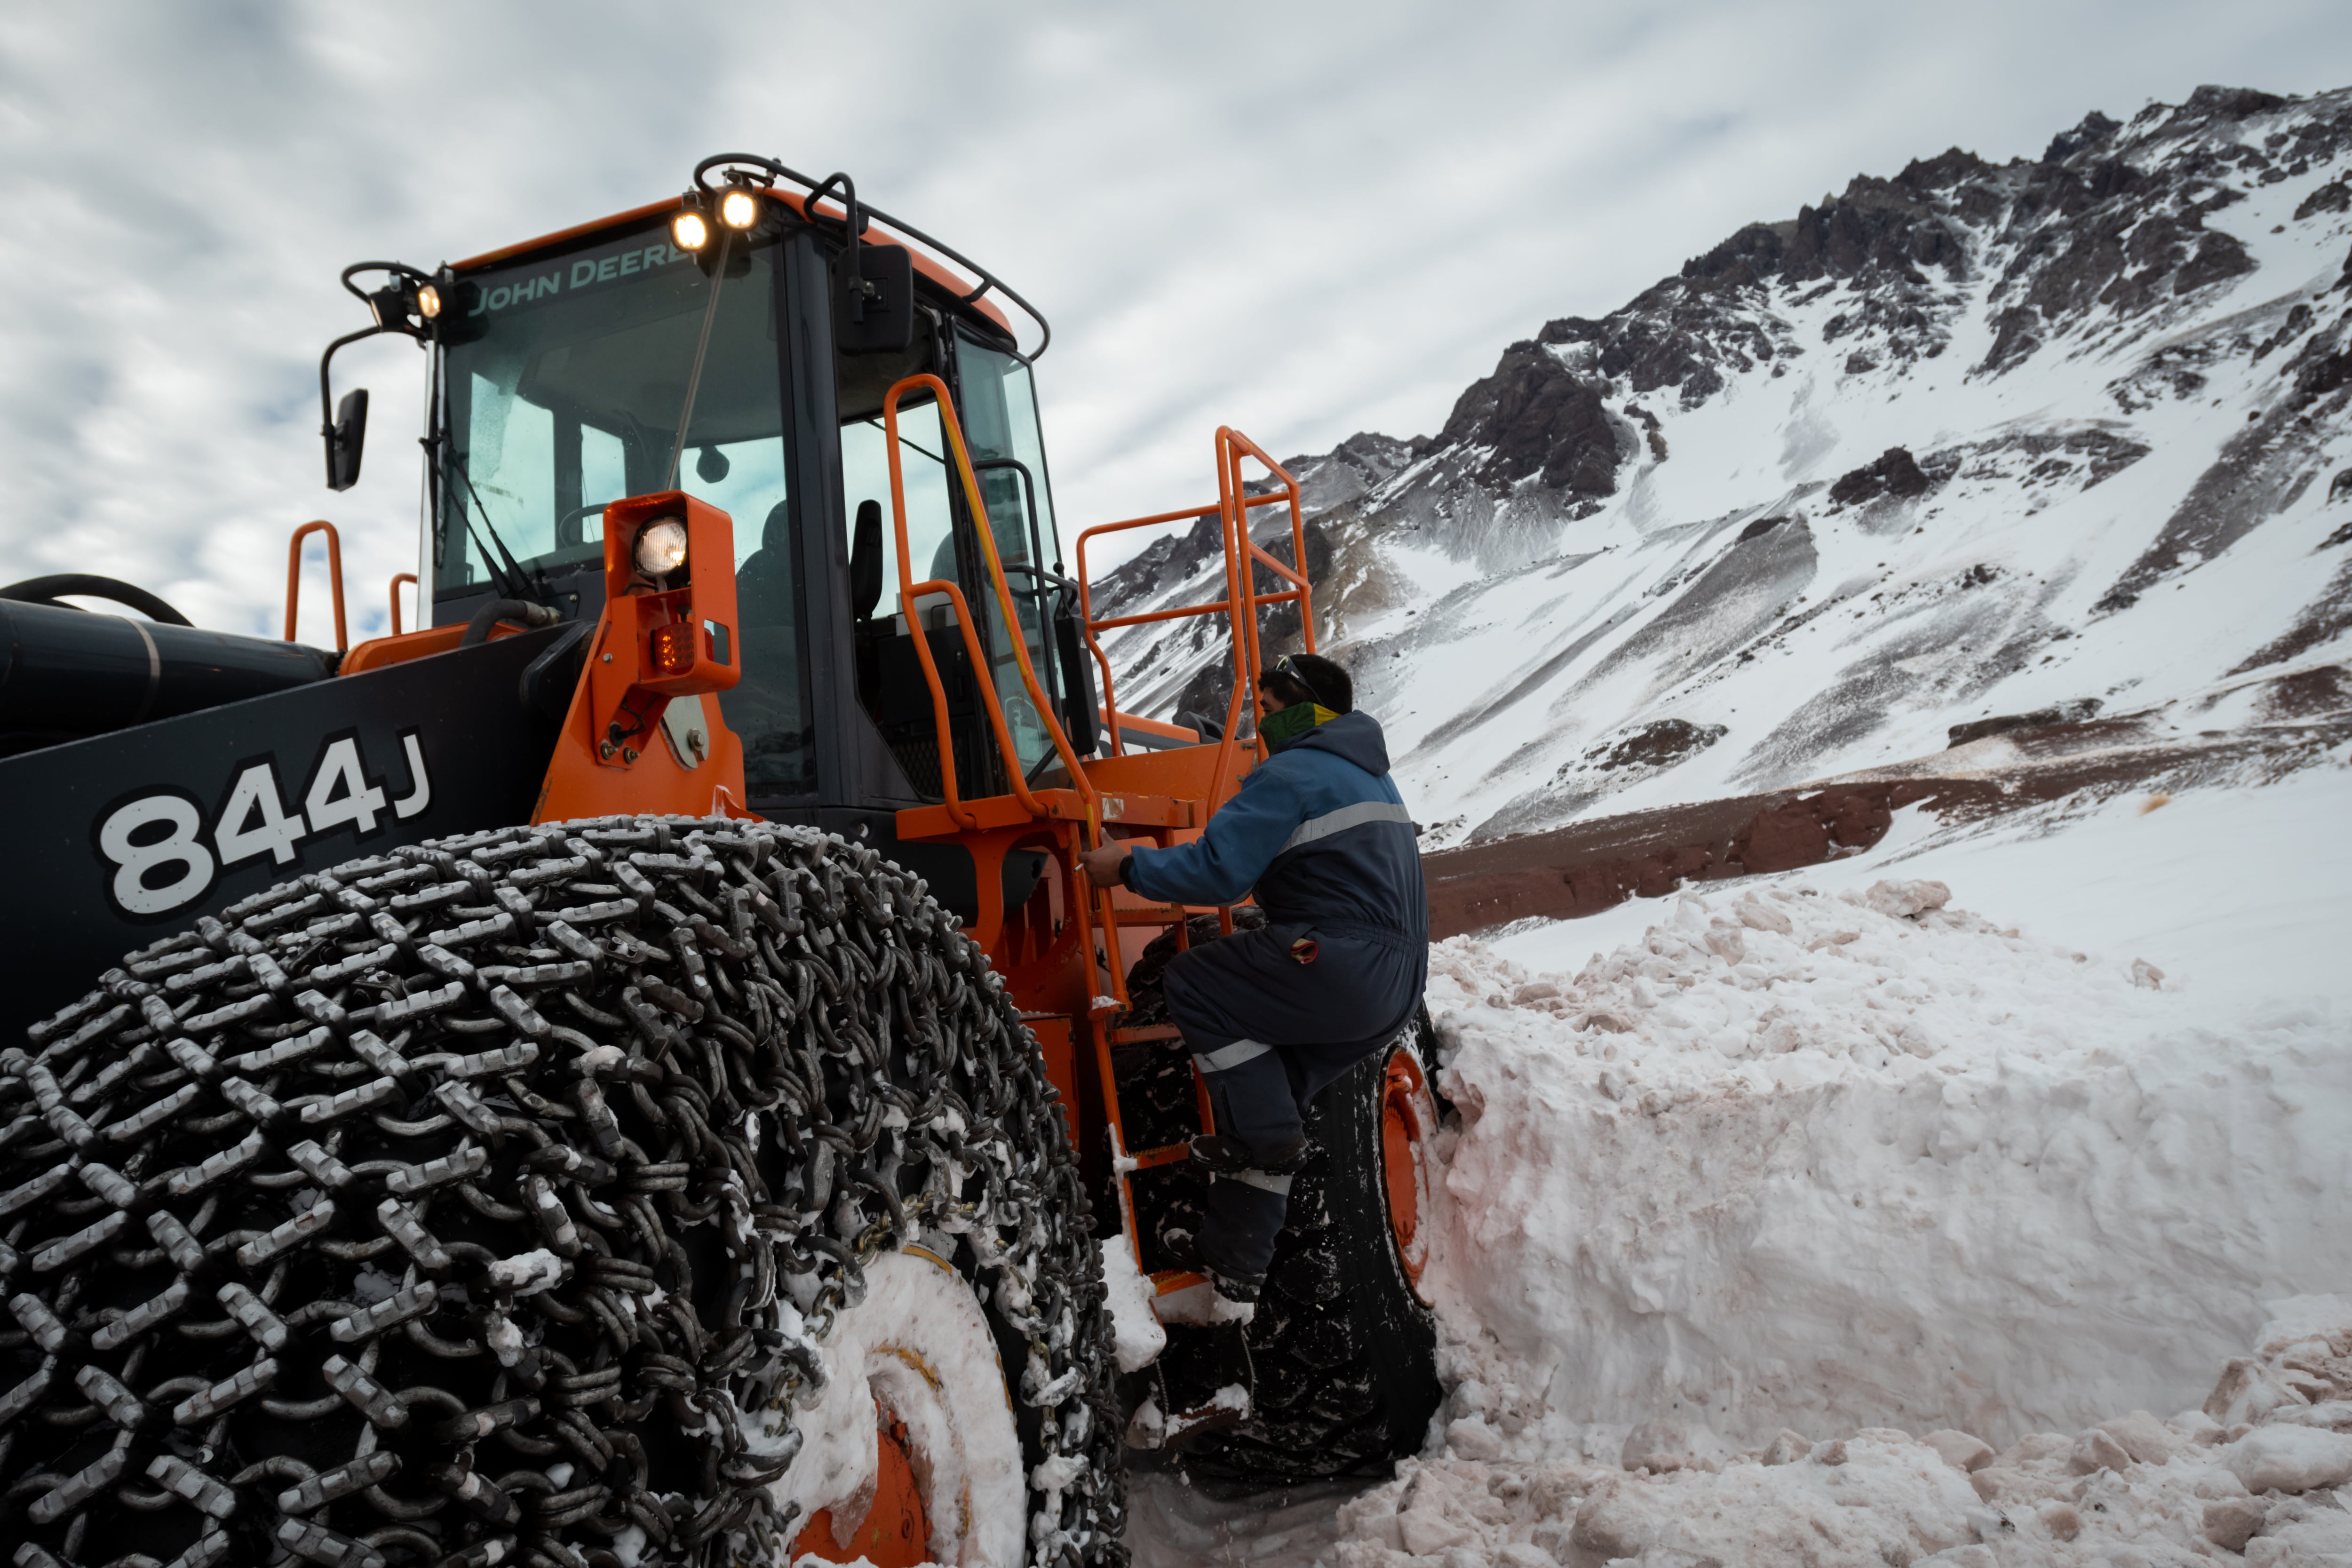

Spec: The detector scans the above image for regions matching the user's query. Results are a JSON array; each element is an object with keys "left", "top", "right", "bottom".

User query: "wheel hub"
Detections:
[
  {"left": 793, "top": 1403, "right": 932, "bottom": 1568},
  {"left": 1380, "top": 1046, "right": 1436, "bottom": 1297},
  {"left": 768, "top": 1249, "right": 1026, "bottom": 1568}
]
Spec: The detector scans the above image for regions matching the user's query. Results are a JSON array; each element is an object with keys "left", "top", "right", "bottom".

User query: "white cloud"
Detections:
[{"left": 2, "top": 0, "right": 2348, "bottom": 635}]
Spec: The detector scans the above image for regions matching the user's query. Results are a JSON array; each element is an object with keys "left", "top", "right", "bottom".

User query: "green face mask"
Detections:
[{"left": 1259, "top": 701, "right": 1338, "bottom": 746}]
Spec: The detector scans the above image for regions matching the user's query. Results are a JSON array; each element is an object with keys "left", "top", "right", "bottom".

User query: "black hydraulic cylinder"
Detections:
[{"left": 0, "top": 597, "right": 337, "bottom": 734}]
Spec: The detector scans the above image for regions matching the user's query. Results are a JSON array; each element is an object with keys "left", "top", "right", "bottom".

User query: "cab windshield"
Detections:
[{"left": 434, "top": 221, "right": 813, "bottom": 796}]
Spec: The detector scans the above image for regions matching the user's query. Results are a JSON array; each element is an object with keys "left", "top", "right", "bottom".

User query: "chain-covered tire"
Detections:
[
  {"left": 1117, "top": 919, "right": 1442, "bottom": 1493},
  {"left": 0, "top": 816, "right": 1123, "bottom": 1568}
]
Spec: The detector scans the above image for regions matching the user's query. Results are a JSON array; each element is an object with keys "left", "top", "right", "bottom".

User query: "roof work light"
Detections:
[{"left": 718, "top": 188, "right": 761, "bottom": 230}]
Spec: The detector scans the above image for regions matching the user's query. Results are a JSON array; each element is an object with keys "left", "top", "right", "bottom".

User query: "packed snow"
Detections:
[
  {"left": 1310, "top": 1292, "right": 2352, "bottom": 1567},
  {"left": 1104, "top": 85, "right": 2352, "bottom": 1568},
  {"left": 1105, "top": 1231, "right": 1172, "bottom": 1372},
  {"left": 1125, "top": 767, "right": 2352, "bottom": 1566},
  {"left": 1420, "top": 873, "right": 2352, "bottom": 1457}
]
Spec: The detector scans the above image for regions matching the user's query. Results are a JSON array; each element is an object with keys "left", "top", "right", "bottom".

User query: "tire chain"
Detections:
[{"left": 0, "top": 817, "right": 1124, "bottom": 1568}]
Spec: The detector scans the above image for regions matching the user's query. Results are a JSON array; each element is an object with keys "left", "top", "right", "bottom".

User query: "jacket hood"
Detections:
[{"left": 1277, "top": 709, "right": 1391, "bottom": 775}]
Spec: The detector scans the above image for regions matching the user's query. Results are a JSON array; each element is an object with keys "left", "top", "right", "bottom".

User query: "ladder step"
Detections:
[
  {"left": 1108, "top": 1024, "right": 1183, "bottom": 1045},
  {"left": 1127, "top": 1142, "right": 1192, "bottom": 1170},
  {"left": 1112, "top": 905, "right": 1192, "bottom": 927}
]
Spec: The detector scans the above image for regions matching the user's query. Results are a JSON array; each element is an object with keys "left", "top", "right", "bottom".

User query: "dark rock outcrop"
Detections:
[
  {"left": 1947, "top": 700, "right": 2105, "bottom": 748},
  {"left": 1436, "top": 341, "right": 1621, "bottom": 496},
  {"left": 1586, "top": 717, "right": 1728, "bottom": 771},
  {"left": 1829, "top": 447, "right": 1933, "bottom": 507}
]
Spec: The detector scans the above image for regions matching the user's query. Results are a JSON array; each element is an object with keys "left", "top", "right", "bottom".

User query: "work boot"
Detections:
[{"left": 1162, "top": 1228, "right": 1261, "bottom": 1303}]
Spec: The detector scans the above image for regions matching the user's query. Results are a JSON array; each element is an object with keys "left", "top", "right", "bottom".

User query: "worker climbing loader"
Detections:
[{"left": 0, "top": 154, "right": 1441, "bottom": 1568}]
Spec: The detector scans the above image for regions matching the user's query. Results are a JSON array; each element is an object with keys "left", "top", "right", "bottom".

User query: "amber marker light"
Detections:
[{"left": 649, "top": 622, "right": 696, "bottom": 676}]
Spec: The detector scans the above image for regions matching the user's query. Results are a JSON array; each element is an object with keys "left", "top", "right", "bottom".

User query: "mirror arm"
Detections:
[{"left": 319, "top": 324, "right": 386, "bottom": 453}]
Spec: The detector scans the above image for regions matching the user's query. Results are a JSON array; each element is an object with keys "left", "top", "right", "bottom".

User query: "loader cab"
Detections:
[{"left": 422, "top": 194, "right": 1097, "bottom": 906}]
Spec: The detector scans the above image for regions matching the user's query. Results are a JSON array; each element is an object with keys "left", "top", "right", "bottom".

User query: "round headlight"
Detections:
[
  {"left": 416, "top": 283, "right": 443, "bottom": 319},
  {"left": 671, "top": 209, "right": 711, "bottom": 252},
  {"left": 635, "top": 517, "right": 689, "bottom": 578},
  {"left": 718, "top": 188, "right": 760, "bottom": 230}
]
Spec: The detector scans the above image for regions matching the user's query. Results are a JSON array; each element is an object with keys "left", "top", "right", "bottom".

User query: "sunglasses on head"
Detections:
[{"left": 1266, "top": 655, "right": 1324, "bottom": 706}]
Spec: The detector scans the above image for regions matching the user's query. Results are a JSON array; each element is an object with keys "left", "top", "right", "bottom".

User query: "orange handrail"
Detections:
[
  {"left": 285, "top": 520, "right": 349, "bottom": 652},
  {"left": 880, "top": 373, "right": 1134, "bottom": 1007},
  {"left": 1207, "top": 427, "right": 1311, "bottom": 792},
  {"left": 1072, "top": 497, "right": 1294, "bottom": 752},
  {"left": 1070, "top": 430, "right": 1311, "bottom": 768},
  {"left": 882, "top": 374, "right": 1104, "bottom": 830},
  {"left": 389, "top": 572, "right": 418, "bottom": 636}
]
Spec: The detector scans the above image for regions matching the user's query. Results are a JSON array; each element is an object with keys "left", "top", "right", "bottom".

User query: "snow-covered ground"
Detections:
[
  {"left": 1108, "top": 84, "right": 2352, "bottom": 1568},
  {"left": 1127, "top": 761, "right": 2352, "bottom": 1567}
]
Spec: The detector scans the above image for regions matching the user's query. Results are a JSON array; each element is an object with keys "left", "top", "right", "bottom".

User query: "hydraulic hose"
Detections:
[{"left": 461, "top": 598, "right": 562, "bottom": 647}]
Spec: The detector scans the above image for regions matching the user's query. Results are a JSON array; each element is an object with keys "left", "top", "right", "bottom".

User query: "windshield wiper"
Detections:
[
  {"left": 448, "top": 459, "right": 541, "bottom": 599},
  {"left": 859, "top": 415, "right": 946, "bottom": 467},
  {"left": 420, "top": 432, "right": 535, "bottom": 603}
]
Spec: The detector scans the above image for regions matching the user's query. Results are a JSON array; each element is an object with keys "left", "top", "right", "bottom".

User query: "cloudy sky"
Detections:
[{"left": 3, "top": 0, "right": 2349, "bottom": 642}]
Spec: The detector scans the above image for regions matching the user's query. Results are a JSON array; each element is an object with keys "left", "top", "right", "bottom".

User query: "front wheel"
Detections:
[{"left": 0, "top": 817, "right": 1124, "bottom": 1568}]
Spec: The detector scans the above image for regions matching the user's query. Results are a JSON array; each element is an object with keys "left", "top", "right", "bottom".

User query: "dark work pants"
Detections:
[{"left": 1160, "top": 923, "right": 1422, "bottom": 1283}]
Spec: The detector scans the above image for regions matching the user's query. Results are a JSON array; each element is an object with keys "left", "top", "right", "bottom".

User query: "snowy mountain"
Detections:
[{"left": 1088, "top": 85, "right": 2352, "bottom": 850}]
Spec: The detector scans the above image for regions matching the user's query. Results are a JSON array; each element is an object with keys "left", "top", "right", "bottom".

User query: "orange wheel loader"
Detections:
[{"left": 0, "top": 154, "right": 1439, "bottom": 1568}]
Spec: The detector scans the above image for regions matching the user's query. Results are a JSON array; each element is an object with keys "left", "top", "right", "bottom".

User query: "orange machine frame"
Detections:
[
  {"left": 876, "top": 373, "right": 1314, "bottom": 1299},
  {"left": 278, "top": 377, "right": 1312, "bottom": 1301},
  {"left": 533, "top": 492, "right": 750, "bottom": 823}
]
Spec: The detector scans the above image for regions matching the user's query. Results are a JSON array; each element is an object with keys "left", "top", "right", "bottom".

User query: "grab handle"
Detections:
[{"left": 285, "top": 520, "right": 349, "bottom": 651}]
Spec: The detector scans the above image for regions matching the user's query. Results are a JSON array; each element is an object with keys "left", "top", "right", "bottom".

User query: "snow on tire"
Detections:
[{"left": 0, "top": 816, "right": 1123, "bottom": 1568}]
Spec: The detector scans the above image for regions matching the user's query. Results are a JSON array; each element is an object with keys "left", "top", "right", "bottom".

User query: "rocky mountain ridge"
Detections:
[{"left": 1088, "top": 84, "right": 2352, "bottom": 847}]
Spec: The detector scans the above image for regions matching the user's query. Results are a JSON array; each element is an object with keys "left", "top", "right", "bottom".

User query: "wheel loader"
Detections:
[{"left": 0, "top": 157, "right": 1441, "bottom": 1568}]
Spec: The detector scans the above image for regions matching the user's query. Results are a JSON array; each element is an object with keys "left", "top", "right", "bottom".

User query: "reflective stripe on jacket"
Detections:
[{"left": 1124, "top": 710, "right": 1426, "bottom": 946}]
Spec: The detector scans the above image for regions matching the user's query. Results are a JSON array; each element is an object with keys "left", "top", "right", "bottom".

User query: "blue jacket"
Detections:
[{"left": 1125, "top": 711, "right": 1427, "bottom": 946}]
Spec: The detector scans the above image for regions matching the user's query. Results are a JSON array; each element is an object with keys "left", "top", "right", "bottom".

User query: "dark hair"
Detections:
[{"left": 1263, "top": 653, "right": 1353, "bottom": 713}]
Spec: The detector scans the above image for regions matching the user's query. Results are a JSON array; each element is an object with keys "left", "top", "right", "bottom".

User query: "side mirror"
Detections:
[
  {"left": 326, "top": 388, "right": 368, "bottom": 492},
  {"left": 834, "top": 243, "right": 915, "bottom": 356}
]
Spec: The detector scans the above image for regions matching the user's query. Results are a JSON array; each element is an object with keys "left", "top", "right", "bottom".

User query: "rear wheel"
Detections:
[
  {"left": 1119, "top": 923, "right": 1442, "bottom": 1492},
  {"left": 0, "top": 817, "right": 1123, "bottom": 1568}
]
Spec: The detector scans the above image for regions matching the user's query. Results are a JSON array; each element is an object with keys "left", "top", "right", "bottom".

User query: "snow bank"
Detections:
[
  {"left": 1419, "top": 880, "right": 2352, "bottom": 1454},
  {"left": 1329, "top": 1293, "right": 2352, "bottom": 1566}
]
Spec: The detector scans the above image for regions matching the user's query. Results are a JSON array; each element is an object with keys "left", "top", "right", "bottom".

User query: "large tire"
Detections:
[
  {"left": 0, "top": 817, "right": 1123, "bottom": 1568},
  {"left": 1117, "top": 919, "right": 1441, "bottom": 1492}
]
